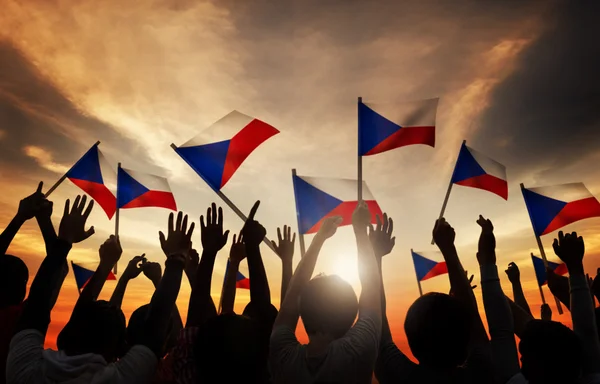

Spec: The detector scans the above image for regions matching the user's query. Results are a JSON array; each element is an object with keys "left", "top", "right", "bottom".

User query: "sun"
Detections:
[{"left": 330, "top": 256, "right": 360, "bottom": 287}]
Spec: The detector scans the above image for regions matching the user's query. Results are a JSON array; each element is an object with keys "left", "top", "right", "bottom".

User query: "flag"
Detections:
[
  {"left": 358, "top": 98, "right": 438, "bottom": 156},
  {"left": 173, "top": 111, "right": 279, "bottom": 191},
  {"left": 117, "top": 167, "right": 177, "bottom": 211},
  {"left": 522, "top": 183, "right": 600, "bottom": 236},
  {"left": 451, "top": 142, "right": 508, "bottom": 200},
  {"left": 66, "top": 144, "right": 117, "bottom": 218},
  {"left": 226, "top": 260, "right": 250, "bottom": 289},
  {"left": 71, "top": 262, "right": 116, "bottom": 291},
  {"left": 531, "top": 254, "right": 568, "bottom": 286},
  {"left": 292, "top": 174, "right": 383, "bottom": 234},
  {"left": 411, "top": 251, "right": 448, "bottom": 281}
]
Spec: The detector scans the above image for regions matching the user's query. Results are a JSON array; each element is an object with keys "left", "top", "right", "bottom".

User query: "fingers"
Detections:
[
  {"left": 64, "top": 199, "right": 70, "bottom": 217},
  {"left": 218, "top": 206, "right": 223, "bottom": 228},
  {"left": 207, "top": 205, "right": 212, "bottom": 226},
  {"left": 83, "top": 226, "right": 95, "bottom": 240},
  {"left": 79, "top": 195, "right": 88, "bottom": 214},
  {"left": 292, "top": 232, "right": 296, "bottom": 244},
  {"left": 187, "top": 222, "right": 195, "bottom": 238},
  {"left": 382, "top": 213, "right": 388, "bottom": 233},
  {"left": 36, "top": 181, "right": 43, "bottom": 193},
  {"left": 376, "top": 215, "right": 382, "bottom": 231},
  {"left": 159, "top": 231, "right": 166, "bottom": 248},
  {"left": 558, "top": 231, "right": 565, "bottom": 243},
  {"left": 223, "top": 230, "right": 230, "bottom": 243},
  {"left": 233, "top": 234, "right": 237, "bottom": 244},
  {"left": 271, "top": 240, "right": 277, "bottom": 250},
  {"left": 277, "top": 227, "right": 283, "bottom": 243},
  {"left": 210, "top": 203, "right": 216, "bottom": 225},
  {"left": 248, "top": 200, "right": 260, "bottom": 220},
  {"left": 83, "top": 199, "right": 94, "bottom": 220},
  {"left": 238, "top": 231, "right": 243, "bottom": 244},
  {"left": 287, "top": 225, "right": 291, "bottom": 240},
  {"left": 73, "top": 196, "right": 81, "bottom": 213},
  {"left": 388, "top": 217, "right": 394, "bottom": 235},
  {"left": 168, "top": 212, "right": 174, "bottom": 235},
  {"left": 176, "top": 211, "right": 183, "bottom": 232},
  {"left": 200, "top": 215, "right": 205, "bottom": 230}
]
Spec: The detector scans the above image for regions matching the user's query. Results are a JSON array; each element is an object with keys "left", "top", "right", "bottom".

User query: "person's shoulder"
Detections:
[
  {"left": 505, "top": 373, "right": 528, "bottom": 384},
  {"left": 9, "top": 328, "right": 44, "bottom": 347}
]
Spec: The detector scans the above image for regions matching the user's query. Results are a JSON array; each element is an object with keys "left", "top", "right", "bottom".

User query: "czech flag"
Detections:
[
  {"left": 358, "top": 98, "right": 438, "bottom": 156},
  {"left": 66, "top": 144, "right": 117, "bottom": 218},
  {"left": 522, "top": 183, "right": 600, "bottom": 236},
  {"left": 117, "top": 167, "right": 177, "bottom": 211},
  {"left": 411, "top": 251, "right": 448, "bottom": 281},
  {"left": 531, "top": 254, "right": 568, "bottom": 286},
  {"left": 226, "top": 260, "right": 250, "bottom": 290},
  {"left": 173, "top": 111, "right": 279, "bottom": 191},
  {"left": 451, "top": 142, "right": 508, "bottom": 200},
  {"left": 292, "top": 174, "right": 383, "bottom": 234},
  {"left": 71, "top": 261, "right": 116, "bottom": 291}
]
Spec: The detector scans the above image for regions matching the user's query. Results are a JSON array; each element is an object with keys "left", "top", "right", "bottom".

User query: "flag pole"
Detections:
[
  {"left": 291, "top": 169, "right": 306, "bottom": 257},
  {"left": 412, "top": 249, "right": 424, "bottom": 297},
  {"left": 532, "top": 253, "right": 547, "bottom": 305},
  {"left": 113, "top": 162, "right": 121, "bottom": 275},
  {"left": 170, "top": 144, "right": 277, "bottom": 254},
  {"left": 357, "top": 97, "right": 363, "bottom": 202},
  {"left": 45, "top": 141, "right": 101, "bottom": 198},
  {"left": 431, "top": 140, "right": 465, "bottom": 245},
  {"left": 521, "top": 183, "right": 563, "bottom": 314}
]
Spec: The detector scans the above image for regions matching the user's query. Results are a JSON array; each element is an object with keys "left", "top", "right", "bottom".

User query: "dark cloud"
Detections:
[{"left": 474, "top": 0, "right": 600, "bottom": 181}]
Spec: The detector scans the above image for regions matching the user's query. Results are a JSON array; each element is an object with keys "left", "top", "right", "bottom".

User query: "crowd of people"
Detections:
[{"left": 1, "top": 182, "right": 600, "bottom": 384}]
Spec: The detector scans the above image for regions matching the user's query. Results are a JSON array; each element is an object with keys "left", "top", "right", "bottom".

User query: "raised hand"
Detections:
[
  {"left": 541, "top": 303, "right": 552, "bottom": 321},
  {"left": 505, "top": 262, "right": 521, "bottom": 284},
  {"left": 316, "top": 216, "right": 343, "bottom": 240},
  {"left": 272, "top": 225, "right": 295, "bottom": 263},
  {"left": 369, "top": 213, "right": 395, "bottom": 258},
  {"left": 99, "top": 235, "right": 122, "bottom": 267},
  {"left": 476, "top": 215, "right": 496, "bottom": 266},
  {"left": 241, "top": 201, "right": 266, "bottom": 248},
  {"left": 58, "top": 195, "right": 95, "bottom": 244},
  {"left": 185, "top": 247, "right": 200, "bottom": 284},
  {"left": 467, "top": 271, "right": 477, "bottom": 290},
  {"left": 123, "top": 254, "right": 146, "bottom": 280},
  {"left": 552, "top": 231, "right": 585, "bottom": 274},
  {"left": 142, "top": 261, "right": 162, "bottom": 286},
  {"left": 230, "top": 232, "right": 247, "bottom": 263},
  {"left": 160, "top": 211, "right": 195, "bottom": 264},
  {"left": 17, "top": 181, "right": 47, "bottom": 221},
  {"left": 200, "top": 203, "right": 229, "bottom": 254},
  {"left": 352, "top": 200, "right": 371, "bottom": 230},
  {"left": 432, "top": 217, "right": 455, "bottom": 250}
]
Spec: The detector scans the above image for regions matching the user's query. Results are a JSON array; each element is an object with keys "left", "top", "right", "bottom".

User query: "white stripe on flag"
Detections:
[
  {"left": 298, "top": 175, "right": 376, "bottom": 201},
  {"left": 98, "top": 148, "right": 117, "bottom": 192},
  {"left": 527, "top": 183, "right": 594, "bottom": 202},
  {"left": 122, "top": 168, "right": 172, "bottom": 192},
  {"left": 180, "top": 111, "right": 255, "bottom": 147},
  {"left": 363, "top": 98, "right": 438, "bottom": 127},
  {"left": 467, "top": 145, "right": 506, "bottom": 181}
]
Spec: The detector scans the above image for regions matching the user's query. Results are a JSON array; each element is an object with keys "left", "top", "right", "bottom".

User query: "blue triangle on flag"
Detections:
[
  {"left": 293, "top": 175, "right": 343, "bottom": 234},
  {"left": 358, "top": 103, "right": 402, "bottom": 156},
  {"left": 117, "top": 168, "right": 149, "bottom": 208},
  {"left": 71, "top": 262, "right": 94, "bottom": 290},
  {"left": 522, "top": 188, "right": 567, "bottom": 236},
  {"left": 66, "top": 146, "right": 104, "bottom": 184},
  {"left": 411, "top": 251, "right": 439, "bottom": 281},
  {"left": 175, "top": 141, "right": 230, "bottom": 191},
  {"left": 451, "top": 143, "right": 486, "bottom": 183}
]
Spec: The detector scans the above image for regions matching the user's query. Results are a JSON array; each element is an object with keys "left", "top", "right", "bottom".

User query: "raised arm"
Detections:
[
  {"left": 242, "top": 201, "right": 271, "bottom": 308},
  {"left": 505, "top": 262, "right": 533, "bottom": 316},
  {"left": 477, "top": 215, "right": 520, "bottom": 382},
  {"left": 271, "top": 226, "right": 295, "bottom": 303},
  {"left": 184, "top": 248, "right": 199, "bottom": 288},
  {"left": 221, "top": 232, "right": 245, "bottom": 314},
  {"left": 547, "top": 268, "right": 571, "bottom": 310},
  {"left": 77, "top": 235, "right": 121, "bottom": 306},
  {"left": 186, "top": 203, "right": 228, "bottom": 327},
  {"left": 274, "top": 216, "right": 342, "bottom": 330},
  {"left": 553, "top": 231, "right": 600, "bottom": 375},
  {"left": 109, "top": 254, "right": 146, "bottom": 309}
]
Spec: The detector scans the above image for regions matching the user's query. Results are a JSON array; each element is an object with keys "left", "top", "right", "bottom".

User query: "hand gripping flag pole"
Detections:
[
  {"left": 170, "top": 143, "right": 277, "bottom": 253},
  {"left": 44, "top": 141, "right": 102, "bottom": 198},
  {"left": 291, "top": 169, "right": 307, "bottom": 257},
  {"left": 521, "top": 183, "right": 563, "bottom": 315}
]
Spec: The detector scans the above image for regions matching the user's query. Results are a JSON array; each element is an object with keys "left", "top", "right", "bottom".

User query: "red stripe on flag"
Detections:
[
  {"left": 306, "top": 200, "right": 383, "bottom": 234},
  {"left": 68, "top": 178, "right": 116, "bottom": 219},
  {"left": 454, "top": 173, "right": 508, "bottom": 200},
  {"left": 364, "top": 126, "right": 435, "bottom": 156},
  {"left": 553, "top": 263, "right": 568, "bottom": 276},
  {"left": 121, "top": 190, "right": 177, "bottom": 211},
  {"left": 542, "top": 197, "right": 600, "bottom": 235},
  {"left": 236, "top": 278, "right": 250, "bottom": 290},
  {"left": 421, "top": 261, "right": 448, "bottom": 281}
]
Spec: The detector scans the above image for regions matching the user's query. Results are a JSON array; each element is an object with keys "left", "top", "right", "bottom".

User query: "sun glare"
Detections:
[{"left": 330, "top": 256, "right": 360, "bottom": 287}]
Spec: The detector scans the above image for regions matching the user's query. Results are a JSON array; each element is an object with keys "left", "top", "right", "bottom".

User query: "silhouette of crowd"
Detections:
[{"left": 2, "top": 183, "right": 600, "bottom": 384}]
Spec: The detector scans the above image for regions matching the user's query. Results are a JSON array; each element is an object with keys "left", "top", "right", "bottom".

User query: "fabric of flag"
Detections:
[
  {"left": 451, "top": 142, "right": 508, "bottom": 200},
  {"left": 66, "top": 144, "right": 117, "bottom": 219},
  {"left": 531, "top": 254, "right": 568, "bottom": 286},
  {"left": 174, "top": 111, "right": 279, "bottom": 191},
  {"left": 117, "top": 167, "right": 177, "bottom": 211},
  {"left": 522, "top": 183, "right": 600, "bottom": 236},
  {"left": 292, "top": 174, "right": 383, "bottom": 234},
  {"left": 71, "top": 262, "right": 116, "bottom": 291},
  {"left": 411, "top": 251, "right": 448, "bottom": 281},
  {"left": 225, "top": 260, "right": 250, "bottom": 290},
  {"left": 358, "top": 98, "right": 438, "bottom": 156}
]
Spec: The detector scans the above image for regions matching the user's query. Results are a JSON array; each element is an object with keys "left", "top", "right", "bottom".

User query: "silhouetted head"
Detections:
[
  {"left": 404, "top": 292, "right": 471, "bottom": 370},
  {"left": 126, "top": 304, "right": 175, "bottom": 357},
  {"left": 194, "top": 314, "right": 268, "bottom": 383},
  {"left": 57, "top": 300, "right": 126, "bottom": 363},
  {"left": 520, "top": 320, "right": 582, "bottom": 384},
  {"left": 299, "top": 274, "right": 358, "bottom": 339},
  {"left": 0, "top": 255, "right": 28, "bottom": 308}
]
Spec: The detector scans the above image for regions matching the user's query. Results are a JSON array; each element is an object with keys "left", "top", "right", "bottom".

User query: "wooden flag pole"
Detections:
[
  {"left": 170, "top": 144, "right": 277, "bottom": 254},
  {"left": 357, "top": 96, "right": 363, "bottom": 202},
  {"left": 412, "top": 249, "right": 424, "bottom": 297},
  {"left": 113, "top": 162, "right": 121, "bottom": 275},
  {"left": 521, "top": 183, "right": 563, "bottom": 315},
  {"left": 431, "top": 140, "right": 465, "bottom": 245},
  {"left": 45, "top": 141, "right": 101, "bottom": 198},
  {"left": 291, "top": 169, "right": 307, "bottom": 257},
  {"left": 532, "top": 252, "right": 547, "bottom": 305}
]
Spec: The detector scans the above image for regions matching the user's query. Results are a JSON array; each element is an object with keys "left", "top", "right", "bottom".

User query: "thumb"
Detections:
[
  {"left": 83, "top": 226, "right": 95, "bottom": 240},
  {"left": 159, "top": 231, "right": 166, "bottom": 248},
  {"left": 223, "top": 230, "right": 230, "bottom": 243}
]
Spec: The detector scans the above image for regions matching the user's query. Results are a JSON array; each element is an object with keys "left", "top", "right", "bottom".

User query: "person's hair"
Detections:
[
  {"left": 126, "top": 304, "right": 175, "bottom": 357},
  {"left": 57, "top": 300, "right": 126, "bottom": 363},
  {"left": 299, "top": 274, "right": 358, "bottom": 339},
  {"left": 194, "top": 314, "right": 268, "bottom": 383},
  {"left": 0, "top": 255, "right": 28, "bottom": 308},
  {"left": 520, "top": 320, "right": 582, "bottom": 384},
  {"left": 404, "top": 292, "right": 471, "bottom": 370}
]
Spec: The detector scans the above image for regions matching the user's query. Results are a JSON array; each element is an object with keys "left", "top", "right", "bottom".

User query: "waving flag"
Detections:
[
  {"left": 71, "top": 262, "right": 116, "bottom": 291},
  {"left": 225, "top": 260, "right": 250, "bottom": 290},
  {"left": 412, "top": 251, "right": 448, "bottom": 281},
  {"left": 65, "top": 144, "right": 117, "bottom": 219},
  {"left": 117, "top": 168, "right": 177, "bottom": 211},
  {"left": 522, "top": 183, "right": 600, "bottom": 236},
  {"left": 173, "top": 111, "right": 279, "bottom": 191},
  {"left": 451, "top": 142, "right": 508, "bottom": 200},
  {"left": 358, "top": 98, "right": 438, "bottom": 156},
  {"left": 531, "top": 254, "right": 568, "bottom": 286},
  {"left": 292, "top": 174, "right": 383, "bottom": 234}
]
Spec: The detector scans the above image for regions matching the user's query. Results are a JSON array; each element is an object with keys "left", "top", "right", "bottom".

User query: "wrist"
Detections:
[
  {"left": 98, "top": 259, "right": 115, "bottom": 273},
  {"left": 567, "top": 262, "right": 584, "bottom": 276},
  {"left": 228, "top": 258, "right": 241, "bottom": 267},
  {"left": 13, "top": 212, "right": 27, "bottom": 224}
]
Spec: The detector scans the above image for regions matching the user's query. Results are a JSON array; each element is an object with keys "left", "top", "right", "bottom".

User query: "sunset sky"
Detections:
[{"left": 1, "top": 0, "right": 600, "bottom": 356}]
